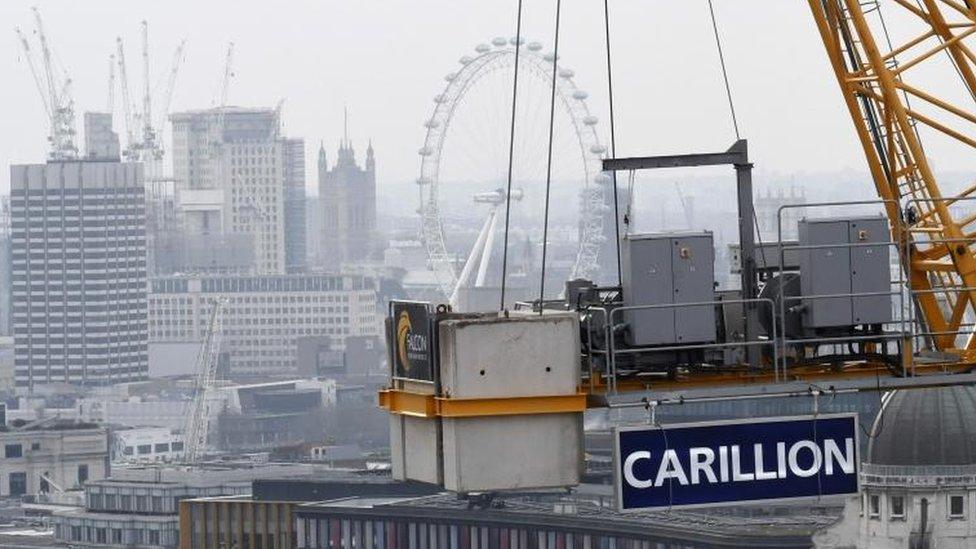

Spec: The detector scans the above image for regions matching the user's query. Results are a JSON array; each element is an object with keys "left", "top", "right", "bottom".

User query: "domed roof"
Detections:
[{"left": 868, "top": 385, "right": 976, "bottom": 466}]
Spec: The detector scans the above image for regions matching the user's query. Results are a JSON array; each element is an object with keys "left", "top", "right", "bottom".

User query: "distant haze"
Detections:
[{"left": 2, "top": 1, "right": 973, "bottom": 198}]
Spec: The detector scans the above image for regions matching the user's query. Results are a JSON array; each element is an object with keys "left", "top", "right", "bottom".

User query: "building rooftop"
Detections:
[
  {"left": 868, "top": 385, "right": 976, "bottom": 466},
  {"left": 296, "top": 492, "right": 844, "bottom": 547}
]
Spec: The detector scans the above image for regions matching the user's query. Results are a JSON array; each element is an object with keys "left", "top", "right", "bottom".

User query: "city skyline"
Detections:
[{"left": 5, "top": 1, "right": 960, "bottom": 199}]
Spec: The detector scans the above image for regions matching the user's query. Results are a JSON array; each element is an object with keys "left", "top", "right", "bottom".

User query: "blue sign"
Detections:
[{"left": 614, "top": 414, "right": 859, "bottom": 510}]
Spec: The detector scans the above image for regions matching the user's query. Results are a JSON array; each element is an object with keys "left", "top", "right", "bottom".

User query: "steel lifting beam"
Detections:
[
  {"left": 378, "top": 389, "right": 588, "bottom": 418},
  {"left": 601, "top": 139, "right": 761, "bottom": 368}
]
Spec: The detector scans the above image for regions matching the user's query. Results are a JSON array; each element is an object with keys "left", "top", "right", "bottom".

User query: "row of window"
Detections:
[
  {"left": 866, "top": 492, "right": 968, "bottom": 520},
  {"left": 121, "top": 441, "right": 184, "bottom": 456},
  {"left": 62, "top": 525, "right": 163, "bottom": 545}
]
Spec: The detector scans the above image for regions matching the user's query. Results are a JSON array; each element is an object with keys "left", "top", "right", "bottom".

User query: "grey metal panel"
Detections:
[
  {"left": 622, "top": 234, "right": 674, "bottom": 345},
  {"left": 850, "top": 217, "right": 892, "bottom": 325},
  {"left": 672, "top": 234, "right": 716, "bottom": 343},
  {"left": 799, "top": 219, "right": 852, "bottom": 328}
]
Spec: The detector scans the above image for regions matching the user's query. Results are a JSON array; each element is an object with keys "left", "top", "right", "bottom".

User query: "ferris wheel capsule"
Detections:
[
  {"left": 416, "top": 177, "right": 430, "bottom": 186},
  {"left": 594, "top": 173, "right": 612, "bottom": 185},
  {"left": 573, "top": 90, "right": 589, "bottom": 100},
  {"left": 589, "top": 144, "right": 606, "bottom": 154},
  {"left": 509, "top": 36, "right": 525, "bottom": 46},
  {"left": 476, "top": 43, "right": 491, "bottom": 53},
  {"left": 492, "top": 37, "right": 508, "bottom": 47},
  {"left": 527, "top": 42, "right": 543, "bottom": 52},
  {"left": 543, "top": 53, "right": 560, "bottom": 62},
  {"left": 460, "top": 56, "right": 473, "bottom": 65},
  {"left": 559, "top": 69, "right": 575, "bottom": 78},
  {"left": 418, "top": 147, "right": 433, "bottom": 156},
  {"left": 445, "top": 72, "right": 458, "bottom": 82},
  {"left": 583, "top": 116, "right": 599, "bottom": 126},
  {"left": 434, "top": 94, "right": 447, "bottom": 104},
  {"left": 424, "top": 119, "right": 440, "bottom": 129}
]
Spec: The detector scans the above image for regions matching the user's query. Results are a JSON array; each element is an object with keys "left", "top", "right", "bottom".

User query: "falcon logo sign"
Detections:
[
  {"left": 613, "top": 414, "right": 859, "bottom": 510},
  {"left": 391, "top": 301, "right": 433, "bottom": 381}
]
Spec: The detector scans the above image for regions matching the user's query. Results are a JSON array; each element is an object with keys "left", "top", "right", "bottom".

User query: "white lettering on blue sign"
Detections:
[{"left": 622, "top": 438, "right": 854, "bottom": 489}]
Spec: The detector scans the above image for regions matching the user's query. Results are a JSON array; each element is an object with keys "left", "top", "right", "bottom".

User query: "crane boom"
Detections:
[
  {"left": 107, "top": 54, "right": 116, "bottom": 114},
  {"left": 182, "top": 298, "right": 225, "bottom": 463},
  {"left": 15, "top": 29, "right": 51, "bottom": 117},
  {"left": 157, "top": 39, "right": 187, "bottom": 141},
  {"left": 116, "top": 37, "right": 137, "bottom": 158},
  {"left": 140, "top": 20, "right": 155, "bottom": 156},
  {"left": 16, "top": 8, "right": 76, "bottom": 160},
  {"left": 809, "top": 0, "right": 976, "bottom": 357}
]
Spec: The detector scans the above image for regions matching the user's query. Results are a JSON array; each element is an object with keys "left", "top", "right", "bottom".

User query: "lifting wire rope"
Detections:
[
  {"left": 499, "top": 0, "right": 525, "bottom": 310},
  {"left": 604, "top": 0, "right": 624, "bottom": 287},
  {"left": 538, "top": 0, "right": 563, "bottom": 313},
  {"left": 706, "top": 1, "right": 770, "bottom": 268}
]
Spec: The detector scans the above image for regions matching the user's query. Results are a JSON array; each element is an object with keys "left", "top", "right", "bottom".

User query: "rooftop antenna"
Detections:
[{"left": 343, "top": 105, "right": 349, "bottom": 147}]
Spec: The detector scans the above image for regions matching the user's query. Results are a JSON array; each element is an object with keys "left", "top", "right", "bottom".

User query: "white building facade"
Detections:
[
  {"left": 0, "top": 421, "right": 110, "bottom": 497},
  {"left": 10, "top": 161, "right": 148, "bottom": 389},
  {"left": 816, "top": 386, "right": 976, "bottom": 548},
  {"left": 148, "top": 274, "right": 380, "bottom": 379},
  {"left": 170, "top": 107, "right": 287, "bottom": 275}
]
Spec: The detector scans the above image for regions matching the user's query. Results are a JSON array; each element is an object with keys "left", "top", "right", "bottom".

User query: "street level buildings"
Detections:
[
  {"left": 0, "top": 419, "right": 109, "bottom": 498},
  {"left": 148, "top": 274, "right": 380, "bottom": 379},
  {"left": 170, "top": 107, "right": 288, "bottom": 275},
  {"left": 10, "top": 161, "right": 149, "bottom": 390}
]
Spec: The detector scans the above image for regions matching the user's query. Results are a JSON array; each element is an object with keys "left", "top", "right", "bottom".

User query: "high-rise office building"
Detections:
[
  {"left": 170, "top": 107, "right": 287, "bottom": 275},
  {"left": 148, "top": 273, "right": 380, "bottom": 379},
  {"left": 0, "top": 197, "right": 11, "bottom": 337},
  {"left": 10, "top": 161, "right": 149, "bottom": 390},
  {"left": 282, "top": 138, "right": 307, "bottom": 273},
  {"left": 318, "top": 141, "right": 377, "bottom": 267}
]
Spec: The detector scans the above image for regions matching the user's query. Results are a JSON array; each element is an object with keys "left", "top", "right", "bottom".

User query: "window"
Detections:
[
  {"left": 148, "top": 530, "right": 160, "bottom": 544},
  {"left": 123, "top": 446, "right": 134, "bottom": 456},
  {"left": 30, "top": 442, "right": 40, "bottom": 451},
  {"left": 890, "top": 495, "right": 905, "bottom": 519},
  {"left": 8, "top": 472, "right": 27, "bottom": 497},
  {"left": 4, "top": 444, "right": 22, "bottom": 458},
  {"left": 137, "top": 444, "right": 152, "bottom": 455},
  {"left": 950, "top": 494, "right": 966, "bottom": 518},
  {"left": 154, "top": 442, "right": 170, "bottom": 453},
  {"left": 868, "top": 494, "right": 881, "bottom": 518},
  {"left": 112, "top": 529, "right": 123, "bottom": 543},
  {"left": 77, "top": 464, "right": 89, "bottom": 485}
]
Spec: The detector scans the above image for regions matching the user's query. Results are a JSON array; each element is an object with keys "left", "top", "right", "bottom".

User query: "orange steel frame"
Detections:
[{"left": 809, "top": 0, "right": 976, "bottom": 358}]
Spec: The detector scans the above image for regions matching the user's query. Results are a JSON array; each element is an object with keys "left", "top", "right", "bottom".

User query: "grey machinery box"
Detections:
[
  {"left": 798, "top": 216, "right": 891, "bottom": 328},
  {"left": 621, "top": 231, "right": 716, "bottom": 346}
]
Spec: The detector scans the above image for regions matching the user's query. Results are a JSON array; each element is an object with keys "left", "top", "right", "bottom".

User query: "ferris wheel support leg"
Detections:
[
  {"left": 477, "top": 209, "right": 502, "bottom": 287},
  {"left": 451, "top": 207, "right": 497, "bottom": 304}
]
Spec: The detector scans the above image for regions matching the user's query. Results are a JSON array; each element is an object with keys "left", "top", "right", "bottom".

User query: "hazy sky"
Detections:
[{"left": 1, "top": 1, "right": 967, "bottom": 196}]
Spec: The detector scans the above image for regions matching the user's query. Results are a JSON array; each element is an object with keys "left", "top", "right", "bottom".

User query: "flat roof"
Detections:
[{"left": 295, "top": 492, "right": 844, "bottom": 548}]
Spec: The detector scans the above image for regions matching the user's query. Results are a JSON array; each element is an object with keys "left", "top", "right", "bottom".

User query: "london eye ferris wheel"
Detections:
[{"left": 417, "top": 37, "right": 613, "bottom": 307}]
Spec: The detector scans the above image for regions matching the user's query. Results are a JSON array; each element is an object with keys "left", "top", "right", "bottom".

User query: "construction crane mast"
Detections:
[
  {"left": 114, "top": 23, "right": 186, "bottom": 168},
  {"left": 15, "top": 7, "right": 77, "bottom": 160},
  {"left": 116, "top": 37, "right": 137, "bottom": 159},
  {"left": 809, "top": 0, "right": 976, "bottom": 357},
  {"left": 182, "top": 298, "right": 225, "bottom": 463}
]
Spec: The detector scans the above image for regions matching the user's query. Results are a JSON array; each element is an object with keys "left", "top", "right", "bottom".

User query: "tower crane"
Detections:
[
  {"left": 15, "top": 7, "right": 77, "bottom": 161},
  {"left": 211, "top": 42, "right": 235, "bottom": 161},
  {"left": 116, "top": 37, "right": 138, "bottom": 159},
  {"left": 114, "top": 23, "right": 186, "bottom": 167},
  {"left": 182, "top": 298, "right": 226, "bottom": 463},
  {"left": 808, "top": 1, "right": 976, "bottom": 359},
  {"left": 107, "top": 54, "right": 116, "bottom": 114}
]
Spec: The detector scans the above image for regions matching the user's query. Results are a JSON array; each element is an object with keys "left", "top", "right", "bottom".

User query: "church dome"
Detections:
[{"left": 867, "top": 385, "right": 976, "bottom": 466}]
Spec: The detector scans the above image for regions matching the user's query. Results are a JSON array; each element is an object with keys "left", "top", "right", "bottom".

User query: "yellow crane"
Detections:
[{"left": 809, "top": 0, "right": 976, "bottom": 358}]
